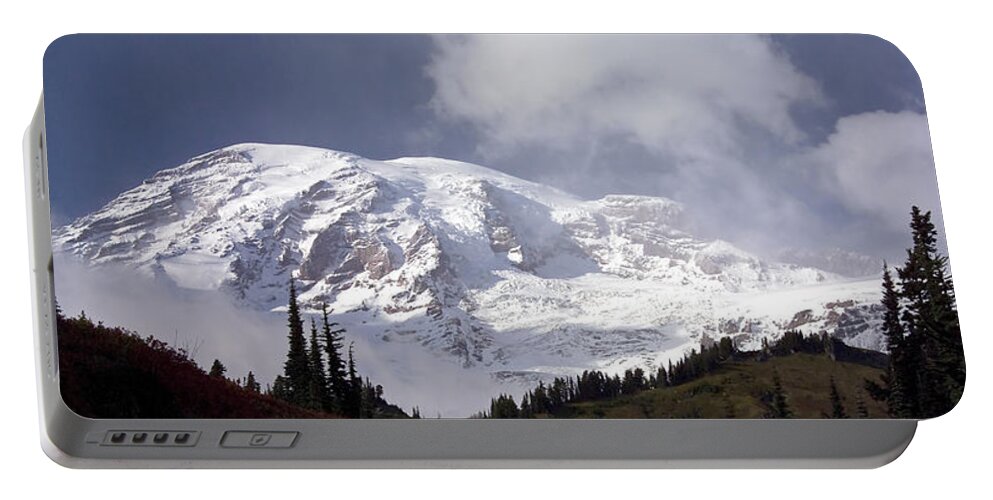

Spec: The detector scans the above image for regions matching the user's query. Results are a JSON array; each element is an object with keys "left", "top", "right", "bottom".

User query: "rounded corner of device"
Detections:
[
  {"left": 39, "top": 427, "right": 84, "bottom": 469},
  {"left": 36, "top": 404, "right": 99, "bottom": 470},
  {"left": 862, "top": 420, "right": 918, "bottom": 469}
]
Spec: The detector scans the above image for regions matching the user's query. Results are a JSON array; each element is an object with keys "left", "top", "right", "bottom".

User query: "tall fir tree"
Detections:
[
  {"left": 880, "top": 264, "right": 916, "bottom": 417},
  {"left": 282, "top": 277, "right": 313, "bottom": 407},
  {"left": 895, "top": 207, "right": 964, "bottom": 418},
  {"left": 307, "top": 318, "right": 330, "bottom": 411},
  {"left": 770, "top": 369, "right": 792, "bottom": 418},
  {"left": 870, "top": 207, "right": 965, "bottom": 418},
  {"left": 321, "top": 303, "right": 348, "bottom": 410},
  {"left": 342, "top": 342, "right": 362, "bottom": 418}
]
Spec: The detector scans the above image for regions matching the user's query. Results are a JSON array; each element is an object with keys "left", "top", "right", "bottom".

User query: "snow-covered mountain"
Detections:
[{"left": 54, "top": 143, "right": 887, "bottom": 391}]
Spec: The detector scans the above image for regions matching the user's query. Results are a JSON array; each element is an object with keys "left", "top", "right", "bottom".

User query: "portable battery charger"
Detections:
[{"left": 25, "top": 34, "right": 963, "bottom": 468}]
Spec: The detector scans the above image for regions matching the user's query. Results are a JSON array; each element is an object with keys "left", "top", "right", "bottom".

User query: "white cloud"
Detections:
[
  {"left": 424, "top": 35, "right": 834, "bottom": 255},
  {"left": 53, "top": 257, "right": 501, "bottom": 416},
  {"left": 426, "top": 34, "right": 822, "bottom": 162},
  {"left": 809, "top": 110, "right": 940, "bottom": 232},
  {"left": 425, "top": 35, "right": 943, "bottom": 259}
]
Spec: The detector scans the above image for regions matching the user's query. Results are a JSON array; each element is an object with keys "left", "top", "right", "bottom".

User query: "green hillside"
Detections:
[{"left": 560, "top": 354, "right": 887, "bottom": 419}]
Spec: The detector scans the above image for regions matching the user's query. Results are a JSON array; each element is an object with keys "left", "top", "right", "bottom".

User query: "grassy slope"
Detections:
[{"left": 562, "top": 354, "right": 889, "bottom": 418}]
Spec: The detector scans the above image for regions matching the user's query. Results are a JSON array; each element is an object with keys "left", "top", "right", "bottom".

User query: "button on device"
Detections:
[
  {"left": 102, "top": 430, "right": 200, "bottom": 446},
  {"left": 220, "top": 431, "right": 298, "bottom": 449},
  {"left": 249, "top": 434, "right": 271, "bottom": 446}
]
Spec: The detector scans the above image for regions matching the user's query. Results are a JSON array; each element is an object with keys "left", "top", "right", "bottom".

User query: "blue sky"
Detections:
[{"left": 43, "top": 34, "right": 939, "bottom": 259}]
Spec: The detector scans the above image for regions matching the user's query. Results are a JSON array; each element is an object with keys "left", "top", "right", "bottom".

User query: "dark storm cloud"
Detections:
[{"left": 44, "top": 34, "right": 440, "bottom": 220}]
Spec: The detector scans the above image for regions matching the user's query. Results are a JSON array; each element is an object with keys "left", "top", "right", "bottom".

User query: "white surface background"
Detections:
[{"left": 0, "top": 0, "right": 988, "bottom": 496}]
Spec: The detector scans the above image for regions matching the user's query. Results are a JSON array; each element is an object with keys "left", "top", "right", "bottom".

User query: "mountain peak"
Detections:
[{"left": 54, "top": 142, "right": 887, "bottom": 397}]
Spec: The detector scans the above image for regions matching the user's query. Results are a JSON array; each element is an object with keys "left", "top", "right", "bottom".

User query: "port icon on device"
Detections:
[{"left": 249, "top": 434, "right": 272, "bottom": 447}]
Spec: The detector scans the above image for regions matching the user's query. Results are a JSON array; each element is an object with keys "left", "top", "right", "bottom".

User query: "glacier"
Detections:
[{"left": 53, "top": 143, "right": 887, "bottom": 416}]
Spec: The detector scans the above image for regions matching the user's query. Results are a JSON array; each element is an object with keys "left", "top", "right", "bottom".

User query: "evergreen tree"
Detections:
[
  {"left": 341, "top": 342, "right": 361, "bottom": 418},
  {"left": 866, "top": 208, "right": 965, "bottom": 418},
  {"left": 829, "top": 376, "right": 848, "bottom": 418},
  {"left": 894, "top": 207, "right": 964, "bottom": 418},
  {"left": 271, "top": 375, "right": 290, "bottom": 401},
  {"left": 621, "top": 369, "right": 644, "bottom": 395},
  {"left": 282, "top": 278, "right": 313, "bottom": 407},
  {"left": 244, "top": 371, "right": 261, "bottom": 393},
  {"left": 489, "top": 394, "right": 520, "bottom": 418},
  {"left": 879, "top": 264, "right": 915, "bottom": 417},
  {"left": 519, "top": 393, "right": 533, "bottom": 418},
  {"left": 770, "top": 369, "right": 792, "bottom": 418},
  {"left": 209, "top": 359, "right": 226, "bottom": 378},
  {"left": 320, "top": 303, "right": 348, "bottom": 410},
  {"left": 354, "top": 379, "right": 389, "bottom": 418},
  {"left": 532, "top": 382, "right": 550, "bottom": 414},
  {"left": 307, "top": 318, "right": 330, "bottom": 411},
  {"left": 347, "top": 342, "right": 358, "bottom": 385}
]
